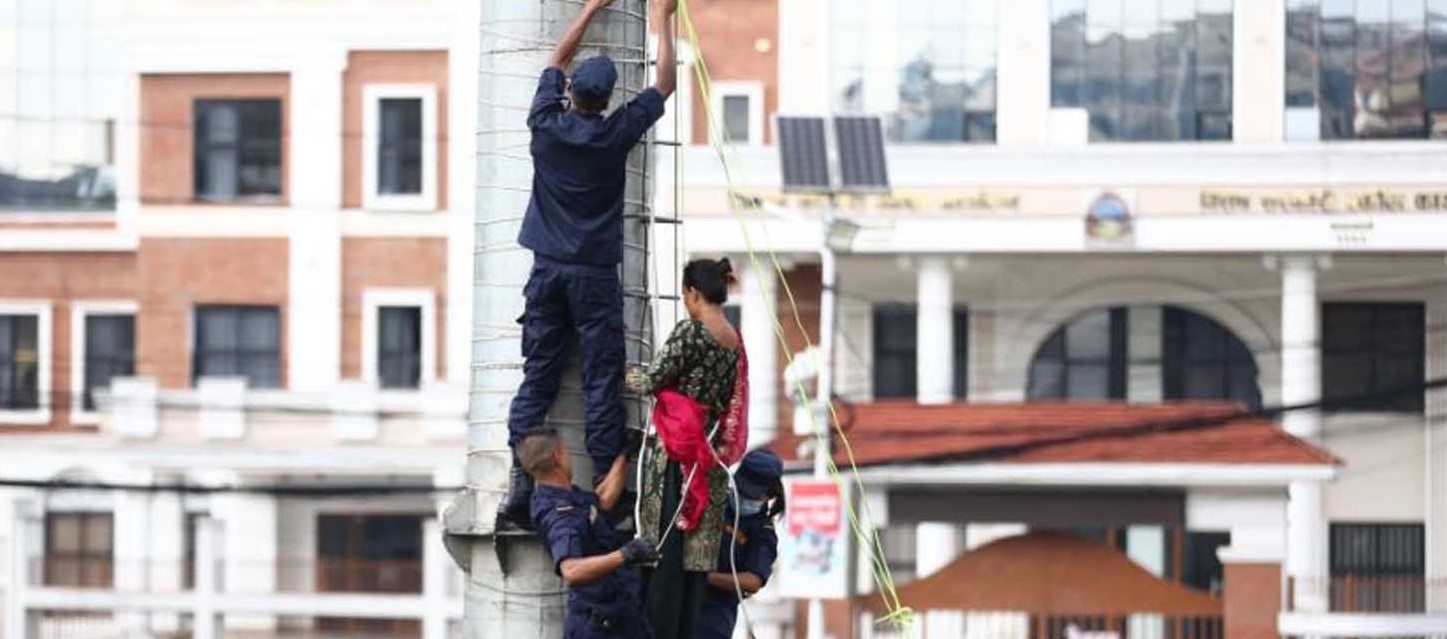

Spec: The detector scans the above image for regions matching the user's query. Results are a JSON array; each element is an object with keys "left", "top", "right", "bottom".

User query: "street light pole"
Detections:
[{"left": 806, "top": 209, "right": 841, "bottom": 639}]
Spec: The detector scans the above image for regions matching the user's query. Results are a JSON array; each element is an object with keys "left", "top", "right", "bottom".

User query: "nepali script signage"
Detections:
[
  {"left": 1200, "top": 189, "right": 1447, "bottom": 214},
  {"left": 777, "top": 478, "right": 852, "bottom": 600}
]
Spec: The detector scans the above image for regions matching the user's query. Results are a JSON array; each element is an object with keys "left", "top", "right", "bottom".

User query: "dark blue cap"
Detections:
[
  {"left": 570, "top": 56, "right": 618, "bottom": 103},
  {"left": 735, "top": 449, "right": 784, "bottom": 499}
]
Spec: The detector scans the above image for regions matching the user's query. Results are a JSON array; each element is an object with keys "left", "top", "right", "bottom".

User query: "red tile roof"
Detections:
[{"left": 766, "top": 401, "right": 1338, "bottom": 467}]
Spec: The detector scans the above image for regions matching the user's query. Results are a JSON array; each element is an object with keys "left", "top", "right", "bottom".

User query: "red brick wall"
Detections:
[
  {"left": 1224, "top": 562, "right": 1282, "bottom": 639},
  {"left": 341, "top": 50, "right": 450, "bottom": 210},
  {"left": 140, "top": 74, "right": 291, "bottom": 206},
  {"left": 136, "top": 239, "right": 290, "bottom": 389},
  {"left": 0, "top": 253, "right": 137, "bottom": 430},
  {"left": 339, "top": 238, "right": 449, "bottom": 380},
  {"left": 686, "top": 0, "right": 779, "bottom": 144}
]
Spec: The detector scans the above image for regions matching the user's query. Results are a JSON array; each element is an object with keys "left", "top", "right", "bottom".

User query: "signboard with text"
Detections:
[{"left": 777, "top": 478, "right": 851, "bottom": 600}]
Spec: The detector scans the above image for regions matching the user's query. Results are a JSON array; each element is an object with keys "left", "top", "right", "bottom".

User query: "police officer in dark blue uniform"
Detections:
[
  {"left": 522, "top": 429, "right": 661, "bottom": 638},
  {"left": 501, "top": 0, "right": 681, "bottom": 530},
  {"left": 696, "top": 450, "right": 785, "bottom": 639}
]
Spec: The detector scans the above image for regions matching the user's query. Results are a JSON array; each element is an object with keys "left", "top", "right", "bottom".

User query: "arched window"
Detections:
[{"left": 1027, "top": 305, "right": 1260, "bottom": 409}]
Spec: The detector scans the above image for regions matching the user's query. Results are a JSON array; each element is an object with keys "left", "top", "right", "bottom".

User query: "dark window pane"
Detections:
[
  {"left": 0, "top": 315, "right": 41, "bottom": 410},
  {"left": 723, "top": 306, "right": 741, "bottom": 329},
  {"left": 1329, "top": 523, "right": 1425, "bottom": 612},
  {"left": 1183, "top": 531, "right": 1231, "bottom": 595},
  {"left": 194, "top": 306, "right": 282, "bottom": 388},
  {"left": 379, "top": 306, "right": 422, "bottom": 389},
  {"left": 872, "top": 305, "right": 918, "bottom": 398},
  {"left": 1322, "top": 303, "right": 1425, "bottom": 412},
  {"left": 194, "top": 99, "right": 282, "bottom": 201},
  {"left": 378, "top": 98, "right": 423, "bottom": 195},
  {"left": 83, "top": 315, "right": 135, "bottom": 411}
]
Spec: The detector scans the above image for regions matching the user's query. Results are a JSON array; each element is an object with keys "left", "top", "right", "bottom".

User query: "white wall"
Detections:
[{"left": 1323, "top": 414, "right": 1427, "bottom": 522}]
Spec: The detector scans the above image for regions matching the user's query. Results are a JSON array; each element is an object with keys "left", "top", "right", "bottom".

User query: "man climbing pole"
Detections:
[
  {"left": 523, "top": 429, "right": 661, "bottom": 638},
  {"left": 500, "top": 0, "right": 679, "bottom": 531}
]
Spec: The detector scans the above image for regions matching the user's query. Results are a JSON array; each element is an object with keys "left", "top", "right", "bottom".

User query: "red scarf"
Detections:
[{"left": 650, "top": 342, "right": 749, "bottom": 532}]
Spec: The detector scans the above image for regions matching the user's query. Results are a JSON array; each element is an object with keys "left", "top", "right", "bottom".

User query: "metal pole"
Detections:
[
  {"left": 807, "top": 213, "right": 839, "bottom": 639},
  {"left": 457, "top": 1, "right": 652, "bottom": 638}
]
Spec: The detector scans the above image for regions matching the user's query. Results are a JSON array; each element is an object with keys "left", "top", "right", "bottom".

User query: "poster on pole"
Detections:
[{"left": 776, "top": 478, "right": 851, "bottom": 599}]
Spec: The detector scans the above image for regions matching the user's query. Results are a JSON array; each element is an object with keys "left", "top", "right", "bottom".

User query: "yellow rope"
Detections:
[{"left": 674, "top": 1, "right": 914, "bottom": 630}]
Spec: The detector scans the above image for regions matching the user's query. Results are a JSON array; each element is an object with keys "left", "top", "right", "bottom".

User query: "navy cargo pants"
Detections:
[{"left": 508, "top": 255, "right": 627, "bottom": 476}]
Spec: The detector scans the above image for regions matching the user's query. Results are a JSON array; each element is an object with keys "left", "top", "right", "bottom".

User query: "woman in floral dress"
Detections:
[{"left": 629, "top": 257, "right": 748, "bottom": 639}]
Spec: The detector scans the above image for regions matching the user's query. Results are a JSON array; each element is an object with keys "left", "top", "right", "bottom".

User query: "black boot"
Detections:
[{"left": 496, "top": 465, "right": 535, "bottom": 532}]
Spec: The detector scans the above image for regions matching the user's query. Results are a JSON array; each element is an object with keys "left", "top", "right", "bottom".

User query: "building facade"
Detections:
[
  {"left": 0, "top": 0, "right": 484, "bottom": 636},
  {"left": 663, "top": 0, "right": 1447, "bottom": 638}
]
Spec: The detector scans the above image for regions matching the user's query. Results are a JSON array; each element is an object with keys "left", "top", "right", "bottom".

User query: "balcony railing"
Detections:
[{"left": 1288, "top": 576, "right": 1447, "bottom": 613}]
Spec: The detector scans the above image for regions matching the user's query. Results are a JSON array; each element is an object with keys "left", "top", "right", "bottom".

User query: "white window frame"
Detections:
[
  {"left": 70, "top": 301, "right": 139, "bottom": 424},
  {"left": 711, "top": 81, "right": 765, "bottom": 146},
  {"left": 361, "top": 288, "right": 437, "bottom": 389},
  {"left": 0, "top": 301, "right": 53, "bottom": 425},
  {"left": 361, "top": 85, "right": 439, "bottom": 212}
]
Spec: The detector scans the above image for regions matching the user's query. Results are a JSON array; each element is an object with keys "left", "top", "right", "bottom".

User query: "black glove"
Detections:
[{"left": 621, "top": 538, "right": 660, "bottom": 566}]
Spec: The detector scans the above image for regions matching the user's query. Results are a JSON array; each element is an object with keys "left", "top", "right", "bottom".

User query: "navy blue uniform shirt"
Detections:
[
  {"left": 532, "top": 483, "right": 652, "bottom": 638},
  {"left": 696, "top": 510, "right": 779, "bottom": 639},
  {"left": 520, "top": 67, "right": 666, "bottom": 267}
]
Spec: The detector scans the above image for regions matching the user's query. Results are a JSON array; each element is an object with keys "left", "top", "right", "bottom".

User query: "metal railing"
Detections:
[{"left": 1288, "top": 576, "right": 1447, "bottom": 613}]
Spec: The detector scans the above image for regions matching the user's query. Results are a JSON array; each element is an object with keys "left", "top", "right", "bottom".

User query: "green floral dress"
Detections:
[{"left": 637, "top": 319, "right": 739, "bottom": 571}]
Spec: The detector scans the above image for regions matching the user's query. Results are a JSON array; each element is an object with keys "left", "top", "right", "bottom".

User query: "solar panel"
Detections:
[
  {"left": 834, "top": 116, "right": 889, "bottom": 192},
  {"left": 777, "top": 116, "right": 831, "bottom": 193}
]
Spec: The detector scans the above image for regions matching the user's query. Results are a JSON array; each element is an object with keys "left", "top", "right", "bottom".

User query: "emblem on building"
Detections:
[{"left": 1085, "top": 191, "right": 1133, "bottom": 246}]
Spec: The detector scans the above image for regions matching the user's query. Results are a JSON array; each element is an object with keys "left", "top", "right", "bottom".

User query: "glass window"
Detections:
[
  {"left": 378, "top": 98, "right": 423, "bottom": 195},
  {"left": 82, "top": 314, "right": 134, "bottom": 411},
  {"left": 1028, "top": 305, "right": 1260, "bottom": 405},
  {"left": 0, "top": 0, "right": 117, "bottom": 211},
  {"left": 193, "top": 99, "right": 283, "bottom": 201},
  {"left": 193, "top": 305, "right": 282, "bottom": 388},
  {"left": 722, "top": 94, "right": 752, "bottom": 143},
  {"left": 378, "top": 306, "right": 422, "bottom": 389},
  {"left": 1322, "top": 302, "right": 1425, "bottom": 412},
  {"left": 1288, "top": 0, "right": 1447, "bottom": 138},
  {"left": 1163, "top": 307, "right": 1261, "bottom": 409},
  {"left": 872, "top": 304, "right": 918, "bottom": 398},
  {"left": 44, "top": 512, "right": 113, "bottom": 588},
  {"left": 1051, "top": 0, "right": 1235, "bottom": 141},
  {"left": 0, "top": 314, "right": 41, "bottom": 410},
  {"left": 1183, "top": 531, "right": 1231, "bottom": 596},
  {"left": 1028, "top": 308, "right": 1127, "bottom": 400},
  {"left": 871, "top": 305, "right": 969, "bottom": 399},
  {"left": 1329, "top": 523, "right": 1425, "bottom": 612},
  {"left": 833, "top": 0, "right": 998, "bottom": 143}
]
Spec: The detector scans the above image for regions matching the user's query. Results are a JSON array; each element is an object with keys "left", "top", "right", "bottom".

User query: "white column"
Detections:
[
  {"left": 147, "top": 488, "right": 185, "bottom": 632},
  {"left": 917, "top": 523, "right": 962, "bottom": 639},
  {"left": 741, "top": 259, "right": 780, "bottom": 445},
  {"left": 1233, "top": 0, "right": 1286, "bottom": 144},
  {"left": 1280, "top": 255, "right": 1327, "bottom": 612},
  {"left": 1426, "top": 298, "right": 1447, "bottom": 611},
  {"left": 4, "top": 499, "right": 34, "bottom": 639},
  {"left": 777, "top": 0, "right": 828, "bottom": 114},
  {"left": 446, "top": 0, "right": 481, "bottom": 385},
  {"left": 216, "top": 492, "right": 278, "bottom": 631},
  {"left": 193, "top": 517, "right": 219, "bottom": 639},
  {"left": 423, "top": 519, "right": 450, "bottom": 639},
  {"left": 1126, "top": 527, "right": 1167, "bottom": 639},
  {"left": 996, "top": 0, "right": 1051, "bottom": 146},
  {"left": 287, "top": 62, "right": 345, "bottom": 392},
  {"left": 113, "top": 481, "right": 153, "bottom": 632},
  {"left": 916, "top": 257, "right": 955, "bottom": 405}
]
